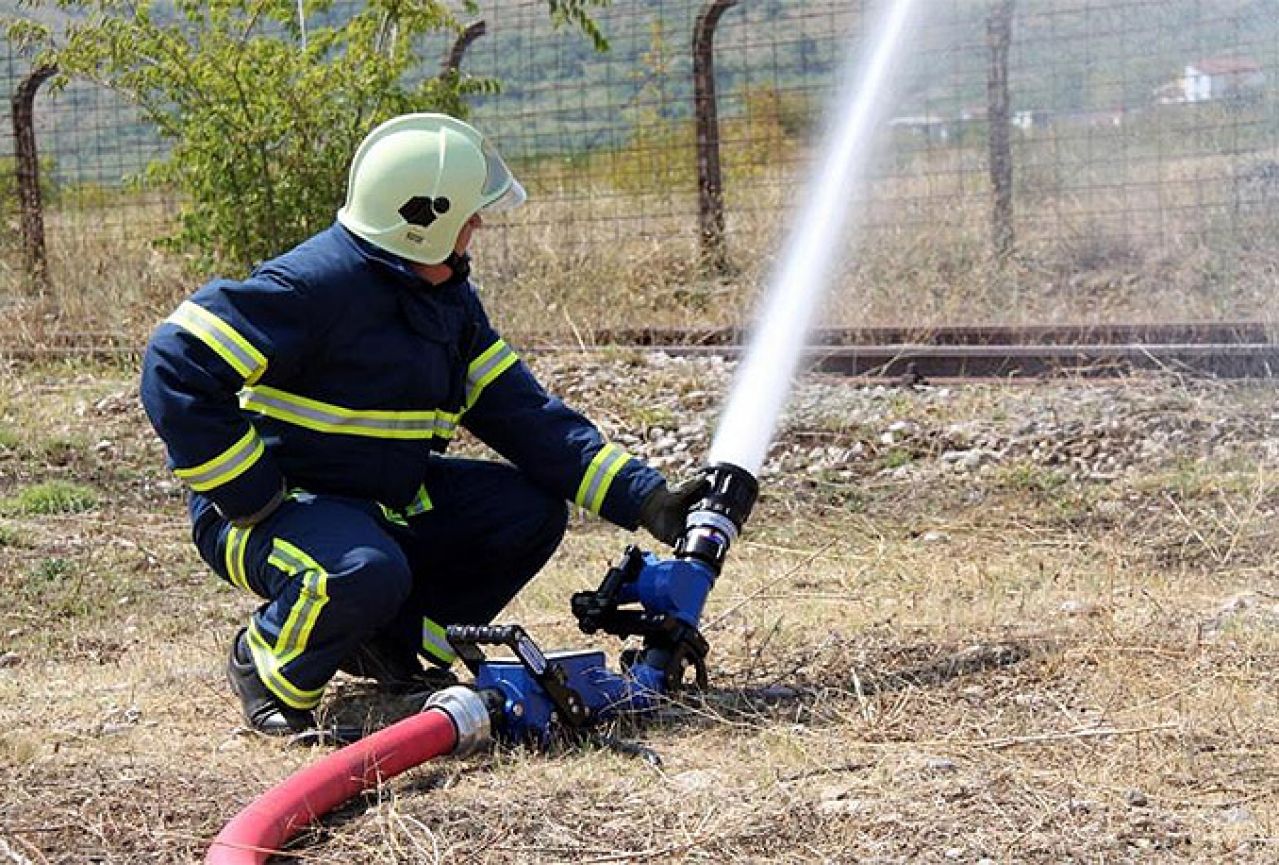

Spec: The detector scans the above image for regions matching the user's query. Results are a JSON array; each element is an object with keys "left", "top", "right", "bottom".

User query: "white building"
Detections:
[{"left": 1181, "top": 57, "right": 1265, "bottom": 102}]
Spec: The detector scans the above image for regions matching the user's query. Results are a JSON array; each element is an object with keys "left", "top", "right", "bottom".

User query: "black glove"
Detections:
[{"left": 639, "top": 475, "right": 710, "bottom": 546}]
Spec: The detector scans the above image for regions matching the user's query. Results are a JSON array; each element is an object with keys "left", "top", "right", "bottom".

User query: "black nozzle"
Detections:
[
  {"left": 674, "top": 462, "right": 759, "bottom": 572},
  {"left": 697, "top": 462, "right": 759, "bottom": 532}
]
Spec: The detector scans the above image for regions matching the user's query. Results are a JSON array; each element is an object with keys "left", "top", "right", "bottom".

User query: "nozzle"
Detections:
[{"left": 675, "top": 462, "right": 759, "bottom": 573}]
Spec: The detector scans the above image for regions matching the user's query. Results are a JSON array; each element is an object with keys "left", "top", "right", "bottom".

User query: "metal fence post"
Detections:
[
  {"left": 11, "top": 63, "right": 56, "bottom": 294},
  {"left": 693, "top": 0, "right": 738, "bottom": 277},
  {"left": 441, "top": 20, "right": 486, "bottom": 76},
  {"left": 986, "top": 0, "right": 1015, "bottom": 261}
]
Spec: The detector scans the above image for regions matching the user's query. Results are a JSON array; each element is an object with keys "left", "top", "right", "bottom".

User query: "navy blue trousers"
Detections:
[{"left": 191, "top": 457, "right": 568, "bottom": 710}]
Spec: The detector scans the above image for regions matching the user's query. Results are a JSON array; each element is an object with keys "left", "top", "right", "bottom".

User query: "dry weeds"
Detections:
[
  {"left": 0, "top": 355, "right": 1275, "bottom": 863},
  {"left": 3, "top": 141, "right": 1278, "bottom": 343}
]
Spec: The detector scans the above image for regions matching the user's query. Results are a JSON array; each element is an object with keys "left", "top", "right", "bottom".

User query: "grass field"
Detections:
[{"left": 0, "top": 353, "right": 1275, "bottom": 863}]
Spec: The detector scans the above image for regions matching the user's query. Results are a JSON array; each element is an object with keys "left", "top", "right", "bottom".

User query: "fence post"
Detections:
[
  {"left": 986, "top": 0, "right": 1015, "bottom": 261},
  {"left": 441, "top": 20, "right": 486, "bottom": 76},
  {"left": 693, "top": 0, "right": 738, "bottom": 276},
  {"left": 11, "top": 63, "right": 56, "bottom": 294}
]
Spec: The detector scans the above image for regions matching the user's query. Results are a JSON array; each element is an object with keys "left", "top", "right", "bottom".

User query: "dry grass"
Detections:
[
  {"left": 2, "top": 142, "right": 1277, "bottom": 341},
  {"left": 0, "top": 357, "right": 1275, "bottom": 863}
]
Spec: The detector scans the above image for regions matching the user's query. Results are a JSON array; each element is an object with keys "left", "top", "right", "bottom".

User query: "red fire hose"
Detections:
[{"left": 207, "top": 688, "right": 489, "bottom": 865}]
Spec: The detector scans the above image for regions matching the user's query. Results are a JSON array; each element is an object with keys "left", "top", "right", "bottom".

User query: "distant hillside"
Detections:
[{"left": 1, "top": 0, "right": 1276, "bottom": 183}]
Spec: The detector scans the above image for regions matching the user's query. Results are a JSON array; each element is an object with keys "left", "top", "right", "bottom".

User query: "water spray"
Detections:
[
  {"left": 206, "top": 2, "right": 918, "bottom": 860},
  {"left": 710, "top": 0, "right": 920, "bottom": 474}
]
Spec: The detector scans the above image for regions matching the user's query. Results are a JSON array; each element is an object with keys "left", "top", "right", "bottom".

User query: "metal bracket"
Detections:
[{"left": 446, "top": 624, "right": 591, "bottom": 728}]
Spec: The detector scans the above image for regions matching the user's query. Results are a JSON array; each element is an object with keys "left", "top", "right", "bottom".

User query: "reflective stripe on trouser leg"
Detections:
[
  {"left": 421, "top": 617, "right": 457, "bottom": 666},
  {"left": 245, "top": 539, "right": 330, "bottom": 710},
  {"left": 223, "top": 525, "right": 253, "bottom": 593}
]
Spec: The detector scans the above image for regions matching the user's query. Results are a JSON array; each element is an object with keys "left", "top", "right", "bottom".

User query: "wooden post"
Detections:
[
  {"left": 11, "top": 64, "right": 56, "bottom": 294},
  {"left": 986, "top": 0, "right": 1015, "bottom": 261},
  {"left": 693, "top": 0, "right": 739, "bottom": 276}
]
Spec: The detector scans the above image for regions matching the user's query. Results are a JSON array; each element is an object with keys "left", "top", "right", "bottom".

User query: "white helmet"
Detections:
[{"left": 337, "top": 113, "right": 526, "bottom": 264}]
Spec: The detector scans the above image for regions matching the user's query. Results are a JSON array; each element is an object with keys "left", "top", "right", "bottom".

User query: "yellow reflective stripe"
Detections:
[
  {"left": 403, "top": 484, "right": 433, "bottom": 517},
  {"left": 241, "top": 385, "right": 459, "bottom": 441},
  {"left": 574, "top": 443, "right": 633, "bottom": 515},
  {"left": 266, "top": 538, "right": 329, "bottom": 669},
  {"left": 378, "top": 503, "right": 409, "bottom": 527},
  {"left": 465, "top": 339, "right": 519, "bottom": 409},
  {"left": 224, "top": 525, "right": 253, "bottom": 592},
  {"left": 166, "top": 301, "right": 267, "bottom": 383},
  {"left": 422, "top": 617, "right": 456, "bottom": 665},
  {"left": 246, "top": 622, "right": 325, "bottom": 710},
  {"left": 172, "top": 428, "right": 265, "bottom": 492}
]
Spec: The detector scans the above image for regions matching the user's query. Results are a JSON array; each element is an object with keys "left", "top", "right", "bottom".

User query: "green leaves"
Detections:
[{"left": 5, "top": 0, "right": 592, "bottom": 272}]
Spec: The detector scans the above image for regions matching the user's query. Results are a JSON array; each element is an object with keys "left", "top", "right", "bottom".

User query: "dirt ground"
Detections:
[{"left": 0, "top": 355, "right": 1276, "bottom": 863}]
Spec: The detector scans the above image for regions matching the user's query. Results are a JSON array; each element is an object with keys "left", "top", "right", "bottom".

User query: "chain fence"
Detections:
[{"left": 1, "top": 0, "right": 1277, "bottom": 336}]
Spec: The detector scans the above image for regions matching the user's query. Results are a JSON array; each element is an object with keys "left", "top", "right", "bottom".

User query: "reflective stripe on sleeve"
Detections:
[
  {"left": 241, "top": 385, "right": 459, "bottom": 440},
  {"left": 573, "top": 443, "right": 633, "bottom": 515},
  {"left": 166, "top": 301, "right": 267, "bottom": 383},
  {"left": 172, "top": 428, "right": 265, "bottom": 492},
  {"left": 464, "top": 339, "right": 519, "bottom": 409},
  {"left": 422, "top": 617, "right": 457, "bottom": 666}
]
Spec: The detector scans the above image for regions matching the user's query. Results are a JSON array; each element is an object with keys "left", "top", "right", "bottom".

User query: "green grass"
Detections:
[
  {"left": 0, "top": 522, "right": 21, "bottom": 547},
  {"left": 19, "top": 557, "right": 90, "bottom": 618},
  {"left": 996, "top": 461, "right": 1070, "bottom": 496},
  {"left": 35, "top": 436, "right": 86, "bottom": 465},
  {"left": 1, "top": 481, "right": 99, "bottom": 516},
  {"left": 880, "top": 448, "right": 913, "bottom": 470}
]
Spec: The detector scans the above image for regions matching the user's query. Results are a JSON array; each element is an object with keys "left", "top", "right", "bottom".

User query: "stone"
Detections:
[
  {"left": 817, "top": 797, "right": 865, "bottom": 816},
  {"left": 925, "top": 757, "right": 958, "bottom": 774},
  {"left": 671, "top": 770, "right": 718, "bottom": 792}
]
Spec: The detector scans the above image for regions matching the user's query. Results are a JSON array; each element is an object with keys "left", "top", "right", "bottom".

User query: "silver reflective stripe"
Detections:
[
  {"left": 576, "top": 444, "right": 627, "bottom": 512},
  {"left": 467, "top": 343, "right": 515, "bottom": 389},
  {"left": 403, "top": 484, "right": 433, "bottom": 517},
  {"left": 241, "top": 386, "right": 456, "bottom": 440},
  {"left": 167, "top": 301, "right": 266, "bottom": 382},
  {"left": 422, "top": 618, "right": 457, "bottom": 665},
  {"left": 266, "top": 539, "right": 329, "bottom": 667},
  {"left": 174, "top": 430, "right": 263, "bottom": 492},
  {"left": 464, "top": 339, "right": 519, "bottom": 409}
]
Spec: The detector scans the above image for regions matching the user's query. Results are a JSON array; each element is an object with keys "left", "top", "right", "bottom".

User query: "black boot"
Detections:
[
  {"left": 226, "top": 628, "right": 317, "bottom": 736},
  {"left": 338, "top": 635, "right": 457, "bottom": 695}
]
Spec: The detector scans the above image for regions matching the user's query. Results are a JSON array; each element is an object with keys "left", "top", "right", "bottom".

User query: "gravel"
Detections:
[{"left": 528, "top": 350, "right": 1278, "bottom": 491}]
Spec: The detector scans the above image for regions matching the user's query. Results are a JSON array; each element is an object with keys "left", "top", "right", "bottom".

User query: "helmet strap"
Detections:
[
  {"left": 418, "top": 251, "right": 472, "bottom": 288},
  {"left": 443, "top": 251, "right": 472, "bottom": 283}
]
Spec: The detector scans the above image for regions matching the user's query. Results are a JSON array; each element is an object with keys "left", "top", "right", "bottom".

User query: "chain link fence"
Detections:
[{"left": 2, "top": 0, "right": 1276, "bottom": 335}]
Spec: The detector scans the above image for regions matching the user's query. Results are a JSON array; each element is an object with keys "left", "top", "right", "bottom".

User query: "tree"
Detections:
[{"left": 7, "top": 0, "right": 608, "bottom": 271}]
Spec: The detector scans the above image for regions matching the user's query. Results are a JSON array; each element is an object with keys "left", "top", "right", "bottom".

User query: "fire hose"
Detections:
[{"left": 205, "top": 690, "right": 491, "bottom": 865}]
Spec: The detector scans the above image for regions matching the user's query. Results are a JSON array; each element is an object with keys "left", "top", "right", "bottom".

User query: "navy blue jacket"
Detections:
[{"left": 140, "top": 224, "right": 662, "bottom": 529}]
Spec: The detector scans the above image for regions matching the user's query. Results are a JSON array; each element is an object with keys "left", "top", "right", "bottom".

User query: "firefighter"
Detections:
[{"left": 140, "top": 113, "right": 703, "bottom": 736}]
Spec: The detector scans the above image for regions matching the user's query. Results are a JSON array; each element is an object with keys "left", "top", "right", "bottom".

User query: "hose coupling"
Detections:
[{"left": 424, "top": 686, "right": 492, "bottom": 757}]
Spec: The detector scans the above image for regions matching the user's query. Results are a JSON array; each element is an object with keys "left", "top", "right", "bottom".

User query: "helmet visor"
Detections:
[{"left": 479, "top": 138, "right": 526, "bottom": 212}]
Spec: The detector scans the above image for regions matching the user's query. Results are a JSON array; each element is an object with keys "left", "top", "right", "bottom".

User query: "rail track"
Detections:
[{"left": 2, "top": 322, "right": 1276, "bottom": 379}]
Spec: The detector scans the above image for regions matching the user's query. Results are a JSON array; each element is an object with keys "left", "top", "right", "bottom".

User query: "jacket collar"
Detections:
[{"left": 333, "top": 223, "right": 471, "bottom": 292}]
